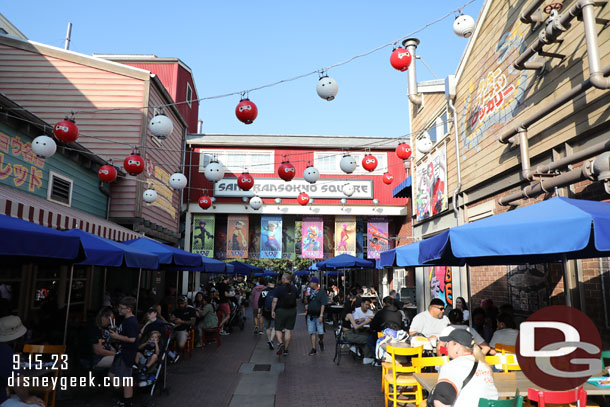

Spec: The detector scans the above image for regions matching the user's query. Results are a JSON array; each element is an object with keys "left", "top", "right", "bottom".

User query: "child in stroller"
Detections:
[{"left": 135, "top": 330, "right": 161, "bottom": 387}]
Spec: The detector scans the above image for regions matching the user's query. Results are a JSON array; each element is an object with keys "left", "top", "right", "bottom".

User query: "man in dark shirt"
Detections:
[
  {"left": 141, "top": 307, "right": 166, "bottom": 341},
  {"left": 0, "top": 315, "right": 44, "bottom": 406},
  {"left": 170, "top": 296, "right": 196, "bottom": 353},
  {"left": 257, "top": 281, "right": 276, "bottom": 350},
  {"left": 216, "top": 276, "right": 233, "bottom": 335},
  {"left": 109, "top": 296, "right": 139, "bottom": 407},
  {"left": 271, "top": 273, "right": 298, "bottom": 356},
  {"left": 367, "top": 296, "right": 405, "bottom": 363}
]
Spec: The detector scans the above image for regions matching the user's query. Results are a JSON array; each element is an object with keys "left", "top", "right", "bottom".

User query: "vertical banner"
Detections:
[
  {"left": 248, "top": 215, "right": 260, "bottom": 259},
  {"left": 294, "top": 220, "right": 302, "bottom": 257},
  {"left": 335, "top": 216, "right": 356, "bottom": 256},
  {"left": 192, "top": 215, "right": 215, "bottom": 257},
  {"left": 214, "top": 217, "right": 227, "bottom": 260},
  {"left": 356, "top": 219, "right": 365, "bottom": 258},
  {"left": 428, "top": 266, "right": 453, "bottom": 307},
  {"left": 301, "top": 217, "right": 323, "bottom": 259},
  {"left": 366, "top": 219, "right": 389, "bottom": 260},
  {"left": 282, "top": 216, "right": 296, "bottom": 260},
  {"left": 323, "top": 217, "right": 334, "bottom": 259},
  {"left": 415, "top": 143, "right": 448, "bottom": 220},
  {"left": 227, "top": 215, "right": 249, "bottom": 258},
  {"left": 261, "top": 216, "right": 282, "bottom": 259}
]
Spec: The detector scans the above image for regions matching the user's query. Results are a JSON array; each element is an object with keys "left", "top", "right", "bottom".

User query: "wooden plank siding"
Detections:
[
  {"left": 139, "top": 84, "right": 183, "bottom": 233},
  {"left": 450, "top": 0, "right": 610, "bottom": 192},
  {"left": 0, "top": 36, "right": 186, "bottom": 237}
]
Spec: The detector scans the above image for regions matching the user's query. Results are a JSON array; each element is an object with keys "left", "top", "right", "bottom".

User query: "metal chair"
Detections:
[
  {"left": 527, "top": 386, "right": 589, "bottom": 407},
  {"left": 202, "top": 311, "right": 223, "bottom": 349},
  {"left": 22, "top": 344, "right": 66, "bottom": 407}
]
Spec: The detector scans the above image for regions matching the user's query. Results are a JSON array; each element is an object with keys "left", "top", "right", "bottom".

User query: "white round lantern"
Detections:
[
  {"left": 340, "top": 198, "right": 347, "bottom": 205},
  {"left": 143, "top": 189, "right": 158, "bottom": 203},
  {"left": 417, "top": 131, "right": 434, "bottom": 154},
  {"left": 274, "top": 197, "right": 282, "bottom": 205},
  {"left": 204, "top": 160, "right": 225, "bottom": 182},
  {"left": 340, "top": 154, "right": 357, "bottom": 174},
  {"left": 372, "top": 198, "right": 380, "bottom": 205},
  {"left": 453, "top": 14, "right": 475, "bottom": 38},
  {"left": 342, "top": 183, "right": 355, "bottom": 197},
  {"left": 303, "top": 166, "right": 320, "bottom": 184},
  {"left": 169, "top": 172, "right": 188, "bottom": 190},
  {"left": 148, "top": 114, "right": 173, "bottom": 140},
  {"left": 316, "top": 76, "right": 338, "bottom": 101},
  {"left": 250, "top": 196, "right": 263, "bottom": 210},
  {"left": 32, "top": 135, "right": 57, "bottom": 158}
]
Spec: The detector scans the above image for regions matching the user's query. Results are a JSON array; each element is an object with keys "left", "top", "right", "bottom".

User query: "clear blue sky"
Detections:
[{"left": 3, "top": 0, "right": 484, "bottom": 138}]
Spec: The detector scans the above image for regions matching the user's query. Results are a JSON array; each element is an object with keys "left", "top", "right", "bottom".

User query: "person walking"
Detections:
[
  {"left": 250, "top": 278, "right": 266, "bottom": 335},
  {"left": 304, "top": 277, "right": 328, "bottom": 356},
  {"left": 258, "top": 280, "right": 277, "bottom": 350},
  {"left": 271, "top": 273, "right": 298, "bottom": 356}
]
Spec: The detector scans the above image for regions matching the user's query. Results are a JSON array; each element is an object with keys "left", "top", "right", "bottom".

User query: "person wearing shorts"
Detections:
[
  {"left": 271, "top": 273, "right": 298, "bottom": 356},
  {"left": 304, "top": 276, "right": 328, "bottom": 356},
  {"left": 216, "top": 276, "right": 233, "bottom": 335},
  {"left": 109, "top": 296, "right": 139, "bottom": 407}
]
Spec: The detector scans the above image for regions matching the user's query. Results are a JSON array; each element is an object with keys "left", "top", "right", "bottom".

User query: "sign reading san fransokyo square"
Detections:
[{"left": 215, "top": 178, "right": 373, "bottom": 199}]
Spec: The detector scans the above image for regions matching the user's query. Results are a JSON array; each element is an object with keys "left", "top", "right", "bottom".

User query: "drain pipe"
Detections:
[
  {"left": 499, "top": 151, "right": 610, "bottom": 205},
  {"left": 447, "top": 100, "right": 462, "bottom": 213},
  {"left": 402, "top": 38, "right": 423, "bottom": 106},
  {"left": 582, "top": 0, "right": 610, "bottom": 89},
  {"left": 518, "top": 128, "right": 533, "bottom": 180},
  {"left": 520, "top": 0, "right": 547, "bottom": 24},
  {"left": 537, "top": 138, "right": 610, "bottom": 174}
]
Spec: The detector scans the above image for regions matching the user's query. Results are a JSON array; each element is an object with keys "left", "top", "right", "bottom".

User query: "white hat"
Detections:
[{"left": 0, "top": 315, "right": 27, "bottom": 342}]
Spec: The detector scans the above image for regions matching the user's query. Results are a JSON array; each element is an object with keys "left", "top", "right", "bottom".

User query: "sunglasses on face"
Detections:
[{"left": 434, "top": 306, "right": 445, "bottom": 311}]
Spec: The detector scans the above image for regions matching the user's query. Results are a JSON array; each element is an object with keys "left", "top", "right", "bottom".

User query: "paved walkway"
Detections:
[{"left": 61, "top": 304, "right": 384, "bottom": 406}]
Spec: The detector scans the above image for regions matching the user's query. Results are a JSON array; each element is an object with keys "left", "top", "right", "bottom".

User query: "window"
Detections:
[
  {"left": 313, "top": 151, "right": 388, "bottom": 175},
  {"left": 416, "top": 110, "right": 449, "bottom": 160},
  {"left": 198, "top": 150, "right": 274, "bottom": 174},
  {"left": 186, "top": 83, "right": 193, "bottom": 108},
  {"left": 47, "top": 172, "right": 73, "bottom": 206}
]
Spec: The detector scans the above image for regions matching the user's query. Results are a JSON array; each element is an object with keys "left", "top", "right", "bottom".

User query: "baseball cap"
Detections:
[
  {"left": 310, "top": 276, "right": 320, "bottom": 284},
  {"left": 439, "top": 328, "right": 474, "bottom": 347},
  {"left": 146, "top": 307, "right": 158, "bottom": 313},
  {"left": 177, "top": 296, "right": 187, "bottom": 304}
]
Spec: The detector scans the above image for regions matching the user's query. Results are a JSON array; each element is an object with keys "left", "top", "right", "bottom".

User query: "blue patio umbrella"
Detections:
[
  {"left": 323, "top": 271, "right": 344, "bottom": 277},
  {"left": 316, "top": 253, "right": 374, "bottom": 270},
  {"left": 65, "top": 229, "right": 158, "bottom": 269},
  {"left": 417, "top": 197, "right": 610, "bottom": 307},
  {"left": 263, "top": 270, "right": 280, "bottom": 277},
  {"left": 123, "top": 237, "right": 202, "bottom": 267},
  {"left": 0, "top": 214, "right": 84, "bottom": 261},
  {"left": 379, "top": 241, "right": 426, "bottom": 267},
  {"left": 295, "top": 269, "right": 311, "bottom": 276},
  {"left": 228, "top": 260, "right": 263, "bottom": 275}
]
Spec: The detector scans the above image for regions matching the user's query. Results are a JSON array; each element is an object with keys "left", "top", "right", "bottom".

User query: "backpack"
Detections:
[
  {"left": 282, "top": 284, "right": 297, "bottom": 308},
  {"left": 263, "top": 289, "right": 274, "bottom": 312}
]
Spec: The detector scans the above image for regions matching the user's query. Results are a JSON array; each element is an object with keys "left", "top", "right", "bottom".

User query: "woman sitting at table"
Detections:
[
  {"left": 87, "top": 306, "right": 116, "bottom": 369},
  {"left": 428, "top": 329, "right": 498, "bottom": 407}
]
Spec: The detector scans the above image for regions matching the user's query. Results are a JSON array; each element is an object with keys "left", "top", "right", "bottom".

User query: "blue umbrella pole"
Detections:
[
  {"left": 135, "top": 268, "right": 142, "bottom": 316},
  {"left": 63, "top": 265, "right": 74, "bottom": 346}
]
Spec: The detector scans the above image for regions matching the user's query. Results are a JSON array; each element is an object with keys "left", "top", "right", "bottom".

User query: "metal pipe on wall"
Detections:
[
  {"left": 582, "top": 0, "right": 610, "bottom": 89},
  {"left": 520, "top": 0, "right": 547, "bottom": 24},
  {"left": 402, "top": 38, "right": 423, "bottom": 106},
  {"left": 518, "top": 128, "right": 533, "bottom": 180},
  {"left": 448, "top": 99, "right": 463, "bottom": 212},
  {"left": 536, "top": 138, "right": 610, "bottom": 174}
]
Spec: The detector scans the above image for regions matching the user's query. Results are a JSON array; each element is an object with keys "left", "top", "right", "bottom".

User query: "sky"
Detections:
[{"left": 2, "top": 0, "right": 484, "bottom": 139}]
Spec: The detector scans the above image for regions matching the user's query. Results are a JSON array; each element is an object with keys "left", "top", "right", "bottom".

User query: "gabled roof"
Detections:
[
  {"left": 0, "top": 13, "right": 27, "bottom": 39},
  {"left": 454, "top": 0, "right": 493, "bottom": 82}
]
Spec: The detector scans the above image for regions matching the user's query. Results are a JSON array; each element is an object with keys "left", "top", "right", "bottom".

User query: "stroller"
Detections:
[
  {"left": 136, "top": 322, "right": 174, "bottom": 407},
  {"left": 225, "top": 294, "right": 245, "bottom": 333}
]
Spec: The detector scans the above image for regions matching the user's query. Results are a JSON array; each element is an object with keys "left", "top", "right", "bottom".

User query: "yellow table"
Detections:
[{"left": 413, "top": 372, "right": 610, "bottom": 397}]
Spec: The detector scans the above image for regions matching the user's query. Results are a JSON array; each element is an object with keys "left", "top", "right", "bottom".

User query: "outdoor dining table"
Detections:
[{"left": 413, "top": 372, "right": 610, "bottom": 397}]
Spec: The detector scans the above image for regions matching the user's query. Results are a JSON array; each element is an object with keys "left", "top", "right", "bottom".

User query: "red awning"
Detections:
[{"left": 0, "top": 184, "right": 139, "bottom": 241}]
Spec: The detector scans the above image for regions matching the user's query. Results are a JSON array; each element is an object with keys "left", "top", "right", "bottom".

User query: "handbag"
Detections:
[{"left": 426, "top": 361, "right": 479, "bottom": 407}]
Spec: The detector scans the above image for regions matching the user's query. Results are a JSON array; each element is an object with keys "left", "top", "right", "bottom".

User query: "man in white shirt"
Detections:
[
  {"left": 352, "top": 298, "right": 374, "bottom": 328},
  {"left": 489, "top": 313, "right": 519, "bottom": 349},
  {"left": 430, "top": 329, "right": 498, "bottom": 407},
  {"left": 409, "top": 299, "right": 449, "bottom": 339},
  {"left": 438, "top": 309, "right": 491, "bottom": 355}
]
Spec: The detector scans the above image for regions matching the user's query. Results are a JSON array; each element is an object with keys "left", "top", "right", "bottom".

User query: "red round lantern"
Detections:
[
  {"left": 98, "top": 164, "right": 117, "bottom": 183},
  {"left": 390, "top": 48, "right": 412, "bottom": 72},
  {"left": 123, "top": 154, "right": 145, "bottom": 176},
  {"left": 235, "top": 99, "right": 258, "bottom": 124},
  {"left": 237, "top": 172, "right": 254, "bottom": 191},
  {"left": 395, "top": 143, "right": 412, "bottom": 160},
  {"left": 362, "top": 154, "right": 378, "bottom": 172},
  {"left": 278, "top": 161, "right": 296, "bottom": 182},
  {"left": 382, "top": 172, "right": 394, "bottom": 185},
  {"left": 53, "top": 118, "right": 79, "bottom": 143},
  {"left": 198, "top": 195, "right": 212, "bottom": 210},
  {"left": 297, "top": 192, "right": 310, "bottom": 206}
]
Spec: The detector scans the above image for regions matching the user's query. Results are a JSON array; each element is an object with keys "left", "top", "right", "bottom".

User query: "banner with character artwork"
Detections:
[
  {"left": 227, "top": 215, "right": 249, "bottom": 258},
  {"left": 415, "top": 143, "right": 448, "bottom": 220},
  {"left": 366, "top": 219, "right": 388, "bottom": 260},
  {"left": 191, "top": 215, "right": 215, "bottom": 257},
  {"left": 260, "top": 216, "right": 282, "bottom": 259},
  {"left": 335, "top": 216, "right": 356, "bottom": 256},
  {"left": 301, "top": 217, "right": 323, "bottom": 259}
]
